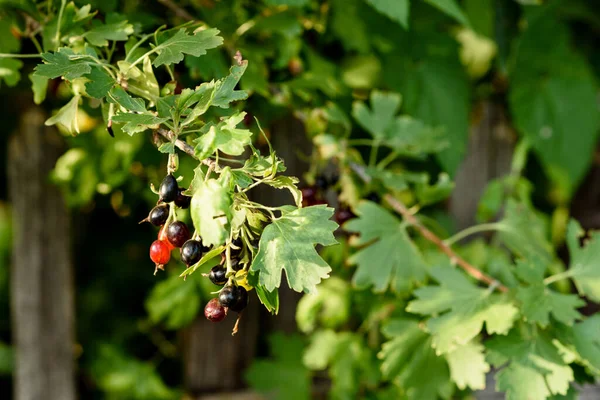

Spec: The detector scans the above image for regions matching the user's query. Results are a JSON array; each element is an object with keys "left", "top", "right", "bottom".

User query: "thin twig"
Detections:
[
  {"left": 349, "top": 163, "right": 508, "bottom": 293},
  {"left": 157, "top": 0, "right": 195, "bottom": 21},
  {"left": 156, "top": 128, "right": 214, "bottom": 167}
]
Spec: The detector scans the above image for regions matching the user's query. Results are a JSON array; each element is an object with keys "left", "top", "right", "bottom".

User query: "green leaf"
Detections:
[
  {"left": 0, "top": 342, "right": 13, "bottom": 375},
  {"left": 406, "top": 267, "right": 518, "bottom": 354},
  {"left": 263, "top": 175, "right": 302, "bottom": 208},
  {"left": 190, "top": 174, "right": 232, "bottom": 247},
  {"left": 445, "top": 340, "right": 490, "bottom": 390},
  {"left": 423, "top": 0, "right": 470, "bottom": 26},
  {"left": 566, "top": 219, "right": 600, "bottom": 302},
  {"left": 107, "top": 86, "right": 146, "bottom": 113},
  {"left": 330, "top": 0, "right": 370, "bottom": 53},
  {"left": 570, "top": 314, "right": 600, "bottom": 372},
  {"left": 245, "top": 334, "right": 310, "bottom": 400},
  {"left": 180, "top": 245, "right": 224, "bottom": 278},
  {"left": 0, "top": 58, "right": 22, "bottom": 87},
  {"left": 265, "top": 0, "right": 309, "bottom": 6},
  {"left": 29, "top": 73, "right": 48, "bottom": 105},
  {"left": 117, "top": 57, "right": 160, "bottom": 100},
  {"left": 34, "top": 48, "right": 91, "bottom": 80},
  {"left": 487, "top": 330, "right": 574, "bottom": 400},
  {"left": 352, "top": 90, "right": 402, "bottom": 140},
  {"left": 517, "top": 287, "right": 583, "bottom": 328},
  {"left": 152, "top": 28, "right": 223, "bottom": 67},
  {"left": 303, "top": 329, "right": 339, "bottom": 370},
  {"left": 250, "top": 205, "right": 338, "bottom": 294},
  {"left": 85, "top": 66, "right": 115, "bottom": 98},
  {"left": 83, "top": 13, "right": 134, "bottom": 46},
  {"left": 111, "top": 113, "right": 168, "bottom": 135},
  {"left": 157, "top": 142, "right": 175, "bottom": 154},
  {"left": 179, "top": 81, "right": 217, "bottom": 127},
  {"left": 212, "top": 56, "right": 249, "bottom": 108},
  {"left": 194, "top": 113, "right": 252, "bottom": 159},
  {"left": 379, "top": 319, "right": 451, "bottom": 400},
  {"left": 345, "top": 201, "right": 427, "bottom": 292},
  {"left": 384, "top": 116, "right": 448, "bottom": 155},
  {"left": 509, "top": 16, "right": 600, "bottom": 199},
  {"left": 296, "top": 277, "right": 351, "bottom": 333},
  {"left": 253, "top": 283, "right": 280, "bottom": 314},
  {"left": 365, "top": 0, "right": 410, "bottom": 29},
  {"left": 45, "top": 95, "right": 81, "bottom": 134},
  {"left": 145, "top": 273, "right": 200, "bottom": 329},
  {"left": 0, "top": 18, "right": 20, "bottom": 53}
]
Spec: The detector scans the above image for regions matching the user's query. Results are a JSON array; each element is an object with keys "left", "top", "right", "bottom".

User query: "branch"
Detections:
[
  {"left": 349, "top": 163, "right": 509, "bottom": 293},
  {"left": 155, "top": 128, "right": 214, "bottom": 167},
  {"left": 157, "top": 0, "right": 195, "bottom": 21}
]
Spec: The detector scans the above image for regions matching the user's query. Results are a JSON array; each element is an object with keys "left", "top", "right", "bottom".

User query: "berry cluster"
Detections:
[{"left": 143, "top": 173, "right": 251, "bottom": 326}]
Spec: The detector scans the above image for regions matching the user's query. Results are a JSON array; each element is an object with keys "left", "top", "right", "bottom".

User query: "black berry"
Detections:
[
  {"left": 315, "top": 176, "right": 329, "bottom": 190},
  {"left": 231, "top": 257, "right": 242, "bottom": 271},
  {"left": 335, "top": 208, "right": 355, "bottom": 225},
  {"left": 174, "top": 188, "right": 191, "bottom": 209},
  {"left": 159, "top": 174, "right": 178, "bottom": 203},
  {"left": 230, "top": 237, "right": 243, "bottom": 257},
  {"left": 141, "top": 204, "right": 170, "bottom": 226},
  {"left": 204, "top": 298, "right": 226, "bottom": 322},
  {"left": 181, "top": 240, "right": 203, "bottom": 266},
  {"left": 301, "top": 186, "right": 318, "bottom": 207},
  {"left": 209, "top": 265, "right": 227, "bottom": 286},
  {"left": 166, "top": 221, "right": 190, "bottom": 248},
  {"left": 219, "top": 285, "right": 241, "bottom": 308},
  {"left": 229, "top": 287, "right": 248, "bottom": 312}
]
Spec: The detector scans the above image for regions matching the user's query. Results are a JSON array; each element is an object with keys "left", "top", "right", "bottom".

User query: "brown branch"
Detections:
[
  {"left": 157, "top": 0, "right": 195, "bottom": 21},
  {"left": 350, "top": 163, "right": 509, "bottom": 293},
  {"left": 156, "top": 128, "right": 214, "bottom": 167}
]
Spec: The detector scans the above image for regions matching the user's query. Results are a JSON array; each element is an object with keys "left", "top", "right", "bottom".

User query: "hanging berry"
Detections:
[
  {"left": 174, "top": 188, "right": 191, "bottom": 209},
  {"left": 159, "top": 174, "right": 179, "bottom": 203},
  {"left": 150, "top": 240, "right": 171, "bottom": 270},
  {"left": 209, "top": 265, "right": 227, "bottom": 286},
  {"left": 180, "top": 240, "right": 204, "bottom": 266},
  {"left": 166, "top": 221, "right": 190, "bottom": 248},
  {"left": 140, "top": 204, "right": 170, "bottom": 226},
  {"left": 204, "top": 298, "right": 226, "bottom": 322}
]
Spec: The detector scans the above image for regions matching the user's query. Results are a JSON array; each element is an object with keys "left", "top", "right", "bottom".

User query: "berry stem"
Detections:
[
  {"left": 349, "top": 162, "right": 509, "bottom": 293},
  {"left": 155, "top": 128, "right": 216, "bottom": 168}
]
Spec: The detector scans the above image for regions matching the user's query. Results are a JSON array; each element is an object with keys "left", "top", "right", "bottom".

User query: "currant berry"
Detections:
[
  {"left": 158, "top": 225, "right": 175, "bottom": 251},
  {"left": 315, "top": 175, "right": 329, "bottom": 190},
  {"left": 335, "top": 208, "right": 355, "bottom": 225},
  {"left": 140, "top": 204, "right": 170, "bottom": 226},
  {"left": 219, "top": 285, "right": 241, "bottom": 308},
  {"left": 166, "top": 221, "right": 190, "bottom": 248},
  {"left": 209, "top": 265, "right": 227, "bottom": 286},
  {"left": 159, "top": 174, "right": 178, "bottom": 203},
  {"left": 301, "top": 186, "right": 318, "bottom": 207},
  {"left": 174, "top": 188, "right": 191, "bottom": 209},
  {"left": 229, "top": 287, "right": 249, "bottom": 312},
  {"left": 204, "top": 298, "right": 226, "bottom": 322},
  {"left": 231, "top": 257, "right": 242, "bottom": 272},
  {"left": 230, "top": 237, "right": 243, "bottom": 257},
  {"left": 181, "top": 240, "right": 203, "bottom": 266},
  {"left": 150, "top": 240, "right": 171, "bottom": 266}
]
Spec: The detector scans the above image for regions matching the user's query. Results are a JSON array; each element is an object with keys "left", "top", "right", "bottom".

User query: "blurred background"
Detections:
[{"left": 0, "top": 0, "right": 599, "bottom": 399}]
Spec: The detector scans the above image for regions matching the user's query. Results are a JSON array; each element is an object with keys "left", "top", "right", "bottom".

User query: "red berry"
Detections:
[
  {"left": 166, "top": 221, "right": 190, "bottom": 248},
  {"left": 150, "top": 240, "right": 171, "bottom": 265},
  {"left": 158, "top": 226, "right": 175, "bottom": 251},
  {"left": 301, "top": 186, "right": 318, "bottom": 207},
  {"left": 204, "top": 298, "right": 226, "bottom": 322}
]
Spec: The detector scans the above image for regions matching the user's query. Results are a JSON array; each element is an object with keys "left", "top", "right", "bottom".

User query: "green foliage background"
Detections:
[{"left": 0, "top": 0, "right": 599, "bottom": 399}]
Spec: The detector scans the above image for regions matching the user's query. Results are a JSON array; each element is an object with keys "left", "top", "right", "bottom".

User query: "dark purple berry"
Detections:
[
  {"left": 181, "top": 240, "right": 203, "bottom": 266},
  {"left": 335, "top": 208, "right": 355, "bottom": 225},
  {"left": 140, "top": 204, "right": 170, "bottom": 226},
  {"left": 219, "top": 285, "right": 240, "bottom": 308},
  {"left": 204, "top": 298, "right": 226, "bottom": 322},
  {"left": 166, "top": 221, "right": 190, "bottom": 248},
  {"left": 301, "top": 186, "right": 318, "bottom": 207},
  {"left": 231, "top": 257, "right": 242, "bottom": 271},
  {"left": 174, "top": 188, "right": 191, "bottom": 209},
  {"left": 315, "top": 176, "right": 329, "bottom": 190},
  {"left": 159, "top": 174, "right": 178, "bottom": 203},
  {"left": 229, "top": 287, "right": 248, "bottom": 312},
  {"left": 209, "top": 265, "right": 227, "bottom": 286}
]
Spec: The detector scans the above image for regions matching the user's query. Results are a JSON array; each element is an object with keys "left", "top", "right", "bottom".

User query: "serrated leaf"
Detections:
[
  {"left": 34, "top": 48, "right": 91, "bottom": 80},
  {"left": 45, "top": 95, "right": 81, "bottom": 134},
  {"left": 179, "top": 81, "right": 217, "bottom": 127},
  {"left": 352, "top": 90, "right": 402, "bottom": 140},
  {"left": 245, "top": 334, "right": 310, "bottom": 400},
  {"left": 85, "top": 66, "right": 115, "bottom": 98},
  {"left": 111, "top": 113, "right": 167, "bottom": 135},
  {"left": 384, "top": 116, "right": 448, "bottom": 155},
  {"left": 445, "top": 340, "right": 490, "bottom": 390},
  {"left": 566, "top": 219, "right": 600, "bottom": 302},
  {"left": 212, "top": 57, "right": 249, "bottom": 108},
  {"left": 365, "top": 0, "right": 410, "bottom": 29},
  {"left": 263, "top": 175, "right": 302, "bottom": 208},
  {"left": 517, "top": 285, "right": 583, "bottom": 328},
  {"left": 379, "top": 319, "right": 451, "bottom": 400},
  {"left": 180, "top": 246, "right": 225, "bottom": 278},
  {"left": 0, "top": 58, "right": 22, "bottom": 87},
  {"left": 152, "top": 28, "right": 223, "bottom": 67},
  {"left": 487, "top": 330, "right": 574, "bottom": 400},
  {"left": 107, "top": 86, "right": 146, "bottom": 112},
  {"left": 29, "top": 73, "right": 48, "bottom": 104},
  {"left": 250, "top": 205, "right": 337, "bottom": 294},
  {"left": 83, "top": 13, "right": 134, "bottom": 46},
  {"left": 157, "top": 142, "right": 175, "bottom": 154},
  {"left": 345, "top": 201, "right": 427, "bottom": 292},
  {"left": 296, "top": 277, "right": 350, "bottom": 333},
  {"left": 570, "top": 315, "right": 600, "bottom": 372},
  {"left": 145, "top": 273, "right": 200, "bottom": 329},
  {"left": 424, "top": 0, "right": 470, "bottom": 26},
  {"left": 406, "top": 267, "right": 518, "bottom": 354},
  {"left": 194, "top": 113, "right": 252, "bottom": 159},
  {"left": 253, "top": 283, "right": 280, "bottom": 314},
  {"left": 190, "top": 175, "right": 232, "bottom": 247}
]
